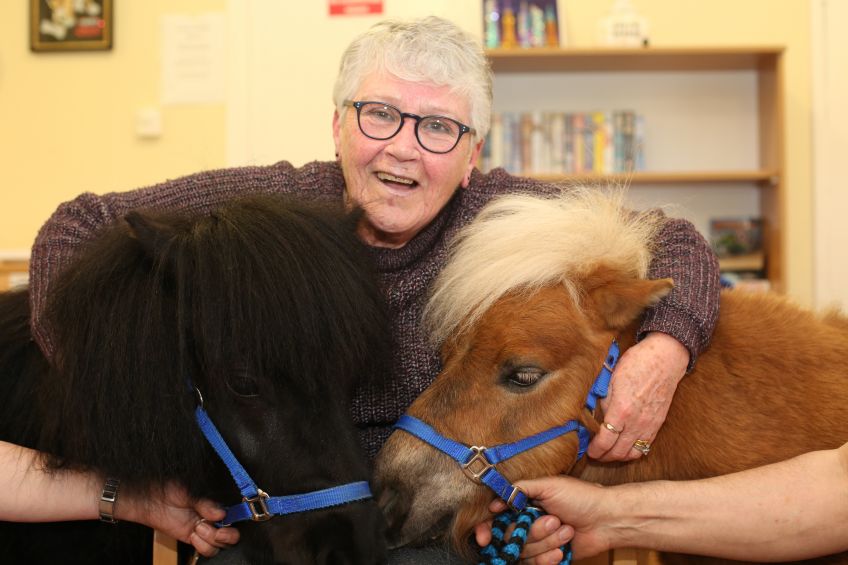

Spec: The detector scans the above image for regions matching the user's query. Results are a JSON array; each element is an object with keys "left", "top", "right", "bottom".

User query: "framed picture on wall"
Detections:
[{"left": 30, "top": 0, "right": 113, "bottom": 52}]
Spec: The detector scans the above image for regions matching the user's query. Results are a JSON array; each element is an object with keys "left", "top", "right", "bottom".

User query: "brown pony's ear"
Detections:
[
  {"left": 583, "top": 266, "right": 674, "bottom": 330},
  {"left": 124, "top": 211, "right": 178, "bottom": 260}
]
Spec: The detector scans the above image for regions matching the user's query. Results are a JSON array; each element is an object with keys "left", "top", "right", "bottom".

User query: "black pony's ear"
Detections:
[{"left": 124, "top": 211, "right": 178, "bottom": 259}]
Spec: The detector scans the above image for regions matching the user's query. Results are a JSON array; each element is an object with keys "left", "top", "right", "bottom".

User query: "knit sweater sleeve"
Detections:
[
  {"left": 29, "top": 161, "right": 308, "bottom": 358},
  {"left": 638, "top": 216, "right": 721, "bottom": 370}
]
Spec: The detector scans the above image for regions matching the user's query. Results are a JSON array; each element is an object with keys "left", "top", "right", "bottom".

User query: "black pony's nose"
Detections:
[
  {"left": 259, "top": 504, "right": 387, "bottom": 564},
  {"left": 311, "top": 507, "right": 387, "bottom": 565}
]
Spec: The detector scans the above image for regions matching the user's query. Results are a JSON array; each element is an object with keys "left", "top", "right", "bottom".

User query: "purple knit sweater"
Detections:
[{"left": 30, "top": 160, "right": 720, "bottom": 458}]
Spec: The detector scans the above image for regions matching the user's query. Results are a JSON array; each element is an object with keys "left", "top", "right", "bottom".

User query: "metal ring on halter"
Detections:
[
  {"left": 632, "top": 439, "right": 651, "bottom": 455},
  {"left": 603, "top": 422, "right": 621, "bottom": 435}
]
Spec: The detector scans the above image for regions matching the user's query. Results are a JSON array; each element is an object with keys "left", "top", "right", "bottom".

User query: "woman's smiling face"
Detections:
[{"left": 333, "top": 71, "right": 483, "bottom": 248}]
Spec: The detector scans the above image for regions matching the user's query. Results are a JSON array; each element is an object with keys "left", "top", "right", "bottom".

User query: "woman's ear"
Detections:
[
  {"left": 332, "top": 110, "right": 342, "bottom": 158},
  {"left": 462, "top": 138, "right": 485, "bottom": 188}
]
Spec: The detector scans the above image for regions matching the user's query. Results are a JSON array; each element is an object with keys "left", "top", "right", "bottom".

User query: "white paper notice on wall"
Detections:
[{"left": 161, "top": 13, "right": 226, "bottom": 105}]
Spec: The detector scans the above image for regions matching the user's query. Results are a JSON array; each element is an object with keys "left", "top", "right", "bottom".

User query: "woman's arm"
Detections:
[
  {"left": 0, "top": 440, "right": 238, "bottom": 556},
  {"left": 589, "top": 217, "right": 720, "bottom": 461},
  {"left": 480, "top": 442, "right": 848, "bottom": 562},
  {"left": 639, "top": 216, "right": 721, "bottom": 366},
  {"left": 1, "top": 440, "right": 103, "bottom": 522},
  {"left": 28, "top": 163, "right": 299, "bottom": 358}
]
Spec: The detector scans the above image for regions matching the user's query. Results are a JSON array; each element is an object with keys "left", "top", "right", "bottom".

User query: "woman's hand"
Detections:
[
  {"left": 588, "top": 332, "right": 689, "bottom": 462},
  {"left": 473, "top": 476, "right": 613, "bottom": 563},
  {"left": 120, "top": 483, "right": 240, "bottom": 558}
]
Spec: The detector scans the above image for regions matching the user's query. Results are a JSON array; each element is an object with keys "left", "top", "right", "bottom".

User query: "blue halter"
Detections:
[
  {"left": 193, "top": 393, "right": 373, "bottom": 526},
  {"left": 394, "top": 341, "right": 619, "bottom": 512}
]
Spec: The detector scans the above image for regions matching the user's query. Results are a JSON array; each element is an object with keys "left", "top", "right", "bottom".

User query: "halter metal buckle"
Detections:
[
  {"left": 244, "top": 489, "right": 272, "bottom": 521},
  {"left": 462, "top": 446, "right": 493, "bottom": 484},
  {"left": 506, "top": 485, "right": 527, "bottom": 512}
]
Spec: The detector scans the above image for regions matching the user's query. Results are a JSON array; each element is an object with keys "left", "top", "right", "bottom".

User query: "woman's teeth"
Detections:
[{"left": 377, "top": 172, "right": 415, "bottom": 186}]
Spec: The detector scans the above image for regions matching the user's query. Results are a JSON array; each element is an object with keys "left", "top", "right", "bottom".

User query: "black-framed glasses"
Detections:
[{"left": 344, "top": 100, "right": 476, "bottom": 154}]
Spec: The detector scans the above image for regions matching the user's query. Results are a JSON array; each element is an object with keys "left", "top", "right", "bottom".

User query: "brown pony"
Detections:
[{"left": 373, "top": 189, "right": 848, "bottom": 564}]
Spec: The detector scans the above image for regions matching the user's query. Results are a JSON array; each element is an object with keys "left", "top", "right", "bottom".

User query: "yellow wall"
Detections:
[
  {"left": 0, "top": 1, "right": 813, "bottom": 304},
  {"left": 0, "top": 0, "right": 227, "bottom": 252}
]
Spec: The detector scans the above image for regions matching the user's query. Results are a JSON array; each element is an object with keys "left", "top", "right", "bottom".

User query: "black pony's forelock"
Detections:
[
  {"left": 34, "top": 194, "right": 390, "bottom": 497},
  {"left": 184, "top": 197, "right": 390, "bottom": 400}
]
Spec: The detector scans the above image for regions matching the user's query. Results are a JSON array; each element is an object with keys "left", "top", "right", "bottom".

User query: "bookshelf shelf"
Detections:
[
  {"left": 485, "top": 46, "right": 784, "bottom": 72},
  {"left": 486, "top": 46, "right": 785, "bottom": 291},
  {"left": 530, "top": 170, "right": 779, "bottom": 185}
]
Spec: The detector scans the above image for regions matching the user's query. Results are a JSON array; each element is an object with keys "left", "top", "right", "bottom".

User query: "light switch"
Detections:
[{"left": 136, "top": 107, "right": 163, "bottom": 139}]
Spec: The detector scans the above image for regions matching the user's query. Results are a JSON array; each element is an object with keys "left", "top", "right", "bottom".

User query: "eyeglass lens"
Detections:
[{"left": 357, "top": 102, "right": 461, "bottom": 153}]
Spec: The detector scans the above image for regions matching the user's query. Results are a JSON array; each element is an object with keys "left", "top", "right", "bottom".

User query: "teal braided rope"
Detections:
[{"left": 477, "top": 507, "right": 572, "bottom": 565}]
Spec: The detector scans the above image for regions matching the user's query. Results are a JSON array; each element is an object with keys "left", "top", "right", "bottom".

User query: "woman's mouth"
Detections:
[{"left": 376, "top": 172, "right": 418, "bottom": 190}]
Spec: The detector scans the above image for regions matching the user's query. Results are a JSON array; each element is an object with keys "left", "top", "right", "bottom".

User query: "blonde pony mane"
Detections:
[{"left": 424, "top": 188, "right": 663, "bottom": 345}]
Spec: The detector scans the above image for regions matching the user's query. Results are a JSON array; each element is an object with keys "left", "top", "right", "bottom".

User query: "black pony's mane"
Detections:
[{"left": 36, "top": 195, "right": 389, "bottom": 496}]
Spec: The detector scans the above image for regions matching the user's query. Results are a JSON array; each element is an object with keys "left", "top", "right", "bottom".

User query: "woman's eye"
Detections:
[
  {"left": 227, "top": 373, "right": 259, "bottom": 397},
  {"left": 423, "top": 119, "right": 454, "bottom": 135},
  {"left": 366, "top": 109, "right": 396, "bottom": 122},
  {"left": 508, "top": 368, "right": 545, "bottom": 387}
]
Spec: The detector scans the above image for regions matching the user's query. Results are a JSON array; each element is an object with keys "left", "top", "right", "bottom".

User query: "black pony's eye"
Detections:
[
  {"left": 507, "top": 367, "right": 545, "bottom": 388},
  {"left": 226, "top": 369, "right": 259, "bottom": 398}
]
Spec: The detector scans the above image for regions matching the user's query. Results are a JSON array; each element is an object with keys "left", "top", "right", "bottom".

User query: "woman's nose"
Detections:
[{"left": 384, "top": 119, "right": 420, "bottom": 160}]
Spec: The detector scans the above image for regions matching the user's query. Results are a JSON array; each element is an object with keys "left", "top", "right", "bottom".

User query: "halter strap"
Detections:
[
  {"left": 395, "top": 415, "right": 588, "bottom": 511},
  {"left": 194, "top": 401, "right": 373, "bottom": 526},
  {"left": 394, "top": 340, "right": 620, "bottom": 512}
]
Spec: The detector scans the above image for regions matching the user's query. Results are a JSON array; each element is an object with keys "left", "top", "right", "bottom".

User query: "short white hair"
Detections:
[{"left": 332, "top": 16, "right": 493, "bottom": 141}]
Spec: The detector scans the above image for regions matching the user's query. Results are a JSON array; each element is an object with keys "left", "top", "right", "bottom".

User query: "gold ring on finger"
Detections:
[
  {"left": 632, "top": 439, "right": 651, "bottom": 456},
  {"left": 603, "top": 422, "right": 622, "bottom": 435}
]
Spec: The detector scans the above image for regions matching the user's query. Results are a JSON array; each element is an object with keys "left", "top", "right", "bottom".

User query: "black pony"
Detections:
[{"left": 0, "top": 195, "right": 391, "bottom": 564}]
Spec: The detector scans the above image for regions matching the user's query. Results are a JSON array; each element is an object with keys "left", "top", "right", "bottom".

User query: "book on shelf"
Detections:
[
  {"left": 480, "top": 110, "right": 645, "bottom": 176},
  {"left": 483, "top": 0, "right": 560, "bottom": 49}
]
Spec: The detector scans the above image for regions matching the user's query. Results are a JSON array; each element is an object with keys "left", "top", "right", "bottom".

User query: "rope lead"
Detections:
[{"left": 477, "top": 507, "right": 572, "bottom": 565}]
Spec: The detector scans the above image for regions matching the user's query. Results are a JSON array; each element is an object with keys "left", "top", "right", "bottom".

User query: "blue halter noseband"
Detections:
[
  {"left": 193, "top": 390, "right": 373, "bottom": 526},
  {"left": 394, "top": 341, "right": 620, "bottom": 512}
]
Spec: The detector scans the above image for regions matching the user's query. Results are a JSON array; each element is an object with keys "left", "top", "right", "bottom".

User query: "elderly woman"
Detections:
[{"left": 23, "top": 15, "right": 719, "bottom": 562}]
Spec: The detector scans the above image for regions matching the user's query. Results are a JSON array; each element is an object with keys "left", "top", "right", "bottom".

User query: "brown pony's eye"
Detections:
[{"left": 507, "top": 368, "right": 545, "bottom": 388}]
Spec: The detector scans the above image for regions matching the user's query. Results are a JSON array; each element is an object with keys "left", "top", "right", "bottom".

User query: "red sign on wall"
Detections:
[{"left": 329, "top": 0, "right": 384, "bottom": 16}]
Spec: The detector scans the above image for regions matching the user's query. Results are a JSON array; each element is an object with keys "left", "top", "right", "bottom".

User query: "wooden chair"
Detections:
[{"left": 153, "top": 532, "right": 179, "bottom": 565}]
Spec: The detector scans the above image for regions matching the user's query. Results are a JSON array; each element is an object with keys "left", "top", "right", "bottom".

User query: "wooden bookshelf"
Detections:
[{"left": 486, "top": 46, "right": 785, "bottom": 292}]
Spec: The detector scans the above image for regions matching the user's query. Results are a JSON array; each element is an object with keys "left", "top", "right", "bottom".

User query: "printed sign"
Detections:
[{"left": 329, "top": 0, "right": 383, "bottom": 16}]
